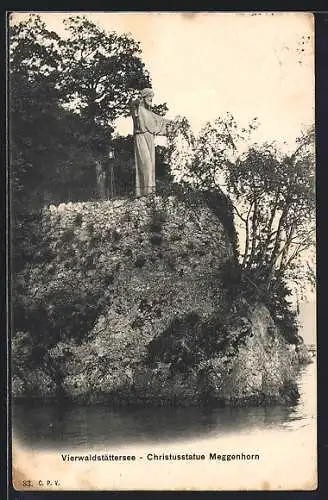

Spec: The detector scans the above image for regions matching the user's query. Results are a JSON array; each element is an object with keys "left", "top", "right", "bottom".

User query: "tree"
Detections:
[
  {"left": 155, "top": 145, "right": 175, "bottom": 194},
  {"left": 58, "top": 16, "right": 152, "bottom": 126},
  {"left": 57, "top": 16, "right": 171, "bottom": 197},
  {"left": 110, "top": 135, "right": 135, "bottom": 196},
  {"left": 166, "top": 114, "right": 315, "bottom": 309},
  {"left": 224, "top": 126, "right": 315, "bottom": 295},
  {"left": 9, "top": 14, "right": 169, "bottom": 201},
  {"left": 10, "top": 30, "right": 58, "bottom": 209},
  {"left": 9, "top": 48, "right": 98, "bottom": 208},
  {"left": 9, "top": 14, "right": 62, "bottom": 83}
]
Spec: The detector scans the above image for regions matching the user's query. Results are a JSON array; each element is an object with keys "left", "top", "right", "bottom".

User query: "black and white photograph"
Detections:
[{"left": 9, "top": 11, "right": 316, "bottom": 491}]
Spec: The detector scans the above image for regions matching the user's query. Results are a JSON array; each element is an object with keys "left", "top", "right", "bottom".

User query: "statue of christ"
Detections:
[{"left": 130, "top": 88, "right": 171, "bottom": 196}]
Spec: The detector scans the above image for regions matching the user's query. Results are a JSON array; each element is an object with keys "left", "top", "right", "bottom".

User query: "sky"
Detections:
[{"left": 11, "top": 11, "right": 315, "bottom": 150}]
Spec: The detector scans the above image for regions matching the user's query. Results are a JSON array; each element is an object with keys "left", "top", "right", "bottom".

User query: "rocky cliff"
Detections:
[{"left": 12, "top": 194, "right": 302, "bottom": 406}]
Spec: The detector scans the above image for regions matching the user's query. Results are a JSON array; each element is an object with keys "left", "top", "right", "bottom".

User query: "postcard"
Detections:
[{"left": 9, "top": 11, "right": 316, "bottom": 491}]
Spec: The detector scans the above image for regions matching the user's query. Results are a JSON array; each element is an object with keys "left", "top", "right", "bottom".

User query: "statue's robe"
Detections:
[{"left": 131, "top": 103, "right": 170, "bottom": 196}]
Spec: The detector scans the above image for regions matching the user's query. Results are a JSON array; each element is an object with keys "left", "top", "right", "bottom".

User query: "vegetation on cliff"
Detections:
[{"left": 12, "top": 195, "right": 304, "bottom": 405}]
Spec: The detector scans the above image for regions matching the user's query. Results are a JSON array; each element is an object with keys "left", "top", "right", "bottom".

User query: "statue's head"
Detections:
[{"left": 140, "top": 88, "right": 154, "bottom": 107}]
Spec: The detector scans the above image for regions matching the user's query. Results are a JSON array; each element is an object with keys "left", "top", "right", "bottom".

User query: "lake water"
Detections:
[{"left": 12, "top": 358, "right": 316, "bottom": 452}]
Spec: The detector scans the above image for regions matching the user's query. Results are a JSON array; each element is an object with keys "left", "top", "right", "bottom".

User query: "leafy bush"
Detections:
[
  {"left": 264, "top": 279, "right": 299, "bottom": 344},
  {"left": 233, "top": 269, "right": 299, "bottom": 344}
]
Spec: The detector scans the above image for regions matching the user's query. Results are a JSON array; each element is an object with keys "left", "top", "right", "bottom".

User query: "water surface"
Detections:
[{"left": 13, "top": 360, "right": 316, "bottom": 451}]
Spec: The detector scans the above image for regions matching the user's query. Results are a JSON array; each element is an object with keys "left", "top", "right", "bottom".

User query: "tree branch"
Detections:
[{"left": 241, "top": 201, "right": 254, "bottom": 269}]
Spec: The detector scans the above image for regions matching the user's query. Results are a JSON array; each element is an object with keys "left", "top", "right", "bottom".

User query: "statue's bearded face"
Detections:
[{"left": 144, "top": 95, "right": 153, "bottom": 107}]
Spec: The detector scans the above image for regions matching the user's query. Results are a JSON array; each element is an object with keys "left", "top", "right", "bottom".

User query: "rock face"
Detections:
[{"left": 12, "top": 195, "right": 300, "bottom": 406}]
